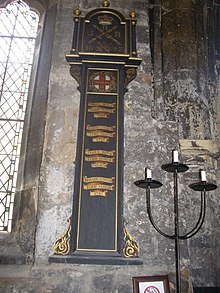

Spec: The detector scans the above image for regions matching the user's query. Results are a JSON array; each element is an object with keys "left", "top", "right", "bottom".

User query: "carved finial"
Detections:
[
  {"left": 129, "top": 10, "right": 137, "bottom": 20},
  {"left": 73, "top": 7, "right": 81, "bottom": 17},
  {"left": 102, "top": 0, "right": 110, "bottom": 7}
]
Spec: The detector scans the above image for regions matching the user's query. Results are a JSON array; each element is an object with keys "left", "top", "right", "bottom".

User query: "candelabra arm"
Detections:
[
  {"left": 146, "top": 187, "right": 175, "bottom": 240},
  {"left": 180, "top": 191, "right": 206, "bottom": 240}
]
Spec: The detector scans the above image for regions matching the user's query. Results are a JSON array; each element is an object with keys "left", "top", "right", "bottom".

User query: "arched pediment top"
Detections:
[
  {"left": 84, "top": 7, "right": 127, "bottom": 24},
  {"left": 69, "top": 0, "right": 140, "bottom": 57}
]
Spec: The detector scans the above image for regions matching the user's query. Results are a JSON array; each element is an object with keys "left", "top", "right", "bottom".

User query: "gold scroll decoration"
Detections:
[
  {"left": 85, "top": 148, "right": 115, "bottom": 168},
  {"left": 123, "top": 220, "right": 140, "bottom": 258},
  {"left": 88, "top": 102, "right": 116, "bottom": 119},
  {"left": 86, "top": 124, "right": 115, "bottom": 143},
  {"left": 83, "top": 176, "right": 115, "bottom": 197},
  {"left": 54, "top": 218, "right": 71, "bottom": 255}
]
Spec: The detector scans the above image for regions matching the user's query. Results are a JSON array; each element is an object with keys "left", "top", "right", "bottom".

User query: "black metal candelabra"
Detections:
[{"left": 134, "top": 150, "right": 217, "bottom": 293}]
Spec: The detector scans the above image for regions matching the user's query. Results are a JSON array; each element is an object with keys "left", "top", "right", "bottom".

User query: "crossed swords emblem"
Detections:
[{"left": 88, "top": 24, "right": 122, "bottom": 52}]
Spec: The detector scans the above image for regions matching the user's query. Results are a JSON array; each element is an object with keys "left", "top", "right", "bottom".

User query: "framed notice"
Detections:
[{"left": 132, "top": 275, "right": 170, "bottom": 293}]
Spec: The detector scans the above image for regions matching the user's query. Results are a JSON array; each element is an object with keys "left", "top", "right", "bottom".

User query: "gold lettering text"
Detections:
[
  {"left": 87, "top": 125, "right": 115, "bottom": 132},
  {"left": 85, "top": 149, "right": 115, "bottom": 157},
  {"left": 87, "top": 131, "right": 115, "bottom": 138},
  {"left": 85, "top": 156, "right": 114, "bottom": 163},
  {"left": 90, "top": 190, "right": 108, "bottom": 197},
  {"left": 84, "top": 176, "right": 115, "bottom": 184},
  {"left": 84, "top": 184, "right": 115, "bottom": 190},
  {"left": 92, "top": 137, "right": 109, "bottom": 143},
  {"left": 88, "top": 107, "right": 115, "bottom": 114},
  {"left": 94, "top": 113, "right": 109, "bottom": 118},
  {"left": 91, "top": 162, "right": 108, "bottom": 168},
  {"left": 88, "top": 102, "right": 116, "bottom": 108}
]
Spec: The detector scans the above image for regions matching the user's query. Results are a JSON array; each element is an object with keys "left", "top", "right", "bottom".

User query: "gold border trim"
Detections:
[
  {"left": 79, "top": 52, "right": 130, "bottom": 57},
  {"left": 87, "top": 91, "right": 117, "bottom": 95},
  {"left": 82, "top": 60, "right": 125, "bottom": 64},
  {"left": 85, "top": 10, "right": 126, "bottom": 24},
  {"left": 77, "top": 248, "right": 117, "bottom": 252}
]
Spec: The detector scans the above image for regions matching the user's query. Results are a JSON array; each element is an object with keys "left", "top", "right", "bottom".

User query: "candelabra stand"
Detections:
[{"left": 134, "top": 151, "right": 217, "bottom": 293}]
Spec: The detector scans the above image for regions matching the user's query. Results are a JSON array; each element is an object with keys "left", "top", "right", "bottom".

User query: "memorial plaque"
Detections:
[{"left": 49, "top": 0, "right": 142, "bottom": 265}]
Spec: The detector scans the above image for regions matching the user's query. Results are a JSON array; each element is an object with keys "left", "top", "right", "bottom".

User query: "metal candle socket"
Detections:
[{"left": 134, "top": 162, "right": 217, "bottom": 293}]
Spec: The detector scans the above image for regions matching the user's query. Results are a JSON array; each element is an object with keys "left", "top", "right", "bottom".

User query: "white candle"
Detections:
[
  {"left": 201, "top": 170, "right": 206, "bottom": 182},
  {"left": 172, "top": 150, "right": 179, "bottom": 163},
  {"left": 145, "top": 168, "right": 152, "bottom": 179}
]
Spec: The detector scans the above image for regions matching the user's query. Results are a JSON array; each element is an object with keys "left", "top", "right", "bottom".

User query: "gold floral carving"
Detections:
[
  {"left": 54, "top": 218, "right": 71, "bottom": 255},
  {"left": 123, "top": 220, "right": 140, "bottom": 258},
  {"left": 124, "top": 68, "right": 137, "bottom": 87},
  {"left": 70, "top": 65, "right": 81, "bottom": 84}
]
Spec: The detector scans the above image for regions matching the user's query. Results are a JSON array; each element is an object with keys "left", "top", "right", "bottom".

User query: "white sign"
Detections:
[{"left": 139, "top": 281, "right": 165, "bottom": 293}]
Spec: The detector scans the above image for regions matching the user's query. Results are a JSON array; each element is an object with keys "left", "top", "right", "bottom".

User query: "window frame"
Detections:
[
  {"left": 0, "top": 0, "right": 57, "bottom": 265},
  {"left": 0, "top": 0, "right": 41, "bottom": 234}
]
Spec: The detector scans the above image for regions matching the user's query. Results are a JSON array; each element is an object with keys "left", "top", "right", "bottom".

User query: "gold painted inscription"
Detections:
[
  {"left": 85, "top": 156, "right": 114, "bottom": 163},
  {"left": 83, "top": 184, "right": 115, "bottom": 191},
  {"left": 87, "top": 125, "right": 115, "bottom": 132},
  {"left": 84, "top": 176, "right": 115, "bottom": 184},
  {"left": 87, "top": 130, "right": 115, "bottom": 138},
  {"left": 88, "top": 102, "right": 116, "bottom": 119},
  {"left": 92, "top": 137, "right": 109, "bottom": 143},
  {"left": 83, "top": 176, "right": 115, "bottom": 197},
  {"left": 91, "top": 162, "right": 108, "bottom": 168},
  {"left": 88, "top": 107, "right": 115, "bottom": 114},
  {"left": 86, "top": 124, "right": 115, "bottom": 143},
  {"left": 88, "top": 102, "right": 116, "bottom": 108},
  {"left": 94, "top": 113, "right": 109, "bottom": 118},
  {"left": 85, "top": 149, "right": 115, "bottom": 156},
  {"left": 84, "top": 92, "right": 118, "bottom": 196},
  {"left": 85, "top": 149, "right": 115, "bottom": 168},
  {"left": 90, "top": 190, "right": 108, "bottom": 197}
]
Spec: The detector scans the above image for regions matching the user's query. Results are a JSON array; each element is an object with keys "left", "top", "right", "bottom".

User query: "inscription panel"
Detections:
[{"left": 77, "top": 69, "right": 119, "bottom": 251}]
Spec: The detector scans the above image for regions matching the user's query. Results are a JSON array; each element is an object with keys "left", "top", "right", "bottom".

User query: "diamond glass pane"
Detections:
[{"left": 0, "top": 1, "right": 39, "bottom": 233}]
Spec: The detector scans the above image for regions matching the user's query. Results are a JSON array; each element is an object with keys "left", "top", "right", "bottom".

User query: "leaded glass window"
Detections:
[{"left": 0, "top": 1, "right": 39, "bottom": 233}]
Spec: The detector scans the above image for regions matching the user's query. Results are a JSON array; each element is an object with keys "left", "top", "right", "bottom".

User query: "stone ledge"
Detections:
[
  {"left": 49, "top": 254, "right": 143, "bottom": 265},
  {"left": 179, "top": 139, "right": 219, "bottom": 181},
  {"left": 180, "top": 139, "right": 218, "bottom": 155}
]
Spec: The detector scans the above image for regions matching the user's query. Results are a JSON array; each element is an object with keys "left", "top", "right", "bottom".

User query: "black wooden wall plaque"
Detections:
[{"left": 49, "top": 0, "right": 142, "bottom": 265}]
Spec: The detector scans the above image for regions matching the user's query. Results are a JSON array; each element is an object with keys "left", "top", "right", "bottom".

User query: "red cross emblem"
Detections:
[{"left": 93, "top": 72, "right": 111, "bottom": 92}]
